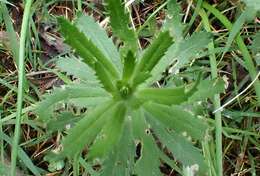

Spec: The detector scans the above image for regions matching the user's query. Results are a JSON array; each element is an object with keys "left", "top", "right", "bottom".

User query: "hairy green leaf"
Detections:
[
  {"left": 105, "top": 0, "right": 137, "bottom": 53},
  {"left": 132, "top": 72, "right": 151, "bottom": 87},
  {"left": 148, "top": 32, "right": 211, "bottom": 83},
  {"left": 68, "top": 97, "right": 109, "bottom": 108},
  {"left": 56, "top": 56, "right": 98, "bottom": 84},
  {"left": 132, "top": 109, "right": 162, "bottom": 176},
  {"left": 137, "top": 86, "right": 188, "bottom": 105},
  {"left": 188, "top": 78, "right": 225, "bottom": 102},
  {"left": 122, "top": 51, "right": 136, "bottom": 82},
  {"left": 62, "top": 101, "right": 116, "bottom": 158},
  {"left": 146, "top": 115, "right": 207, "bottom": 173},
  {"left": 88, "top": 103, "right": 127, "bottom": 159},
  {"left": 75, "top": 14, "right": 122, "bottom": 72},
  {"left": 94, "top": 62, "right": 117, "bottom": 93},
  {"left": 100, "top": 119, "right": 135, "bottom": 176},
  {"left": 171, "top": 32, "right": 212, "bottom": 72},
  {"left": 134, "top": 31, "right": 173, "bottom": 81},
  {"left": 36, "top": 85, "right": 109, "bottom": 121},
  {"left": 242, "top": 0, "right": 260, "bottom": 11},
  {"left": 58, "top": 17, "right": 119, "bottom": 79},
  {"left": 163, "top": 0, "right": 184, "bottom": 42},
  {"left": 144, "top": 103, "right": 207, "bottom": 140},
  {"left": 46, "top": 112, "right": 80, "bottom": 132}
]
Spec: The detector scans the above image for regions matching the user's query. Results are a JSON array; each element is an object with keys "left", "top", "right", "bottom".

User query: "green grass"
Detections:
[
  {"left": 202, "top": 1, "right": 260, "bottom": 105},
  {"left": 10, "top": 0, "right": 33, "bottom": 176},
  {"left": 200, "top": 9, "right": 223, "bottom": 176}
]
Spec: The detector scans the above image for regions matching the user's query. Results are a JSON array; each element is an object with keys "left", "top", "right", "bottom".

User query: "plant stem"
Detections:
[
  {"left": 11, "top": 0, "right": 33, "bottom": 175},
  {"left": 199, "top": 9, "right": 223, "bottom": 176},
  {"left": 73, "top": 154, "right": 80, "bottom": 176},
  {"left": 202, "top": 141, "right": 217, "bottom": 176},
  {"left": 202, "top": 1, "right": 260, "bottom": 106},
  {"left": 77, "top": 0, "right": 82, "bottom": 11}
]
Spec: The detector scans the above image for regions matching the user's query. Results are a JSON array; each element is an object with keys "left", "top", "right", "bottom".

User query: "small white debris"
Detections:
[
  {"left": 187, "top": 136, "right": 192, "bottom": 141},
  {"left": 182, "top": 131, "right": 187, "bottom": 137},
  {"left": 167, "top": 15, "right": 173, "bottom": 19},
  {"left": 184, "top": 164, "right": 199, "bottom": 176},
  {"left": 65, "top": 124, "right": 71, "bottom": 130},
  {"left": 222, "top": 75, "right": 229, "bottom": 89},
  {"left": 197, "top": 115, "right": 203, "bottom": 119},
  {"left": 61, "top": 85, "right": 66, "bottom": 89},
  {"left": 197, "top": 101, "right": 202, "bottom": 105},
  {"left": 127, "top": 115, "right": 132, "bottom": 120}
]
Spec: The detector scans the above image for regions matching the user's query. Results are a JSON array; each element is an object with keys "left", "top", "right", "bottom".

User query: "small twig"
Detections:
[
  {"left": 26, "top": 70, "right": 55, "bottom": 77},
  {"left": 184, "top": 0, "right": 193, "bottom": 23}
]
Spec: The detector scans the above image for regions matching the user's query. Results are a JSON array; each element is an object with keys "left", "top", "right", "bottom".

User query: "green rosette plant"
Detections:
[{"left": 36, "top": 0, "right": 225, "bottom": 175}]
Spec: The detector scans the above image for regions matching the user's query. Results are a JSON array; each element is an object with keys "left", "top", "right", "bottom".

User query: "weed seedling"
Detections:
[{"left": 36, "top": 0, "right": 225, "bottom": 175}]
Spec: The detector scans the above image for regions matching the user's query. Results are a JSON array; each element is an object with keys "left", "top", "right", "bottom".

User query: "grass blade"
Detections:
[
  {"left": 11, "top": 1, "right": 33, "bottom": 176},
  {"left": 221, "top": 7, "right": 254, "bottom": 62},
  {"left": 199, "top": 8, "right": 223, "bottom": 176},
  {"left": 2, "top": 133, "right": 41, "bottom": 176},
  {"left": 202, "top": 1, "right": 260, "bottom": 105},
  {"left": 0, "top": 2, "right": 19, "bottom": 64}
]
